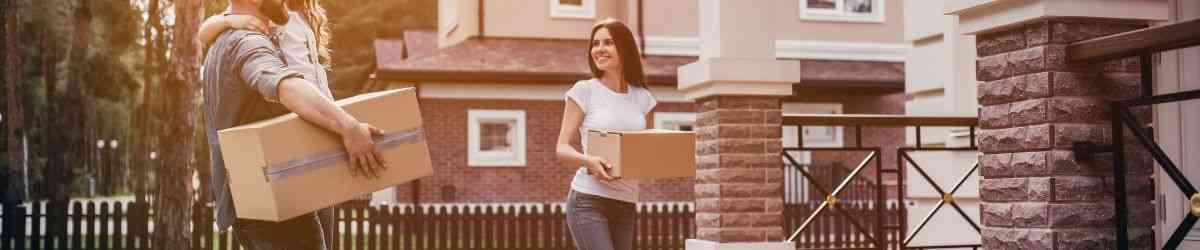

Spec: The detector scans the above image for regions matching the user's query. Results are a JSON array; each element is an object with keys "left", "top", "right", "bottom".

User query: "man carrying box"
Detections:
[{"left": 200, "top": 0, "right": 386, "bottom": 249}]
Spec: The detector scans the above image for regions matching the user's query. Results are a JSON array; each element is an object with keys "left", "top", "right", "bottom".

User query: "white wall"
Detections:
[
  {"left": 902, "top": 0, "right": 982, "bottom": 247},
  {"left": 438, "top": 0, "right": 479, "bottom": 48}
]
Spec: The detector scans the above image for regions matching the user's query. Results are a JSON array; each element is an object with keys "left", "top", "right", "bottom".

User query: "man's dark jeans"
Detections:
[{"left": 234, "top": 211, "right": 328, "bottom": 250}]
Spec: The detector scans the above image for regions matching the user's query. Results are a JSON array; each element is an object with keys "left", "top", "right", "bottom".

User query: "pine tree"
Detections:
[{"left": 151, "top": 0, "right": 202, "bottom": 248}]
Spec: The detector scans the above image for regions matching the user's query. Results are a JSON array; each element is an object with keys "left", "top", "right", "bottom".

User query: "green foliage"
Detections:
[
  {"left": 3, "top": 0, "right": 147, "bottom": 200},
  {"left": 322, "top": 0, "right": 436, "bottom": 98},
  {"left": 3, "top": 0, "right": 438, "bottom": 201},
  {"left": 205, "top": 0, "right": 230, "bottom": 16}
]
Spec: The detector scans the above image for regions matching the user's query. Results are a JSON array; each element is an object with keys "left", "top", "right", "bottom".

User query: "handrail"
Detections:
[
  {"left": 783, "top": 114, "right": 978, "bottom": 127},
  {"left": 1064, "top": 15, "right": 1200, "bottom": 250},
  {"left": 1067, "top": 17, "right": 1200, "bottom": 63}
]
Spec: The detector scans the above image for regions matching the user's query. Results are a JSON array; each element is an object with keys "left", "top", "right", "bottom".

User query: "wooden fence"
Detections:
[
  {"left": 783, "top": 202, "right": 904, "bottom": 250},
  {"left": 3, "top": 200, "right": 905, "bottom": 249},
  {"left": 0, "top": 200, "right": 694, "bottom": 250}
]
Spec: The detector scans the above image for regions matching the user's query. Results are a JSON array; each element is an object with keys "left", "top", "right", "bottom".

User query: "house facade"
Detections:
[
  {"left": 350, "top": 0, "right": 1200, "bottom": 248},
  {"left": 364, "top": 0, "right": 911, "bottom": 205},
  {"left": 932, "top": 0, "right": 1198, "bottom": 249}
]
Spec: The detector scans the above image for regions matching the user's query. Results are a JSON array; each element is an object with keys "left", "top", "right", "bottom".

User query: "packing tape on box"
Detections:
[
  {"left": 587, "top": 129, "right": 618, "bottom": 137},
  {"left": 262, "top": 127, "right": 425, "bottom": 182}
]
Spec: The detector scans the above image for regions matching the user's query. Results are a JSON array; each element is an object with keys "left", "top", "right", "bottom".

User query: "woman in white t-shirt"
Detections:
[{"left": 556, "top": 18, "right": 656, "bottom": 250}]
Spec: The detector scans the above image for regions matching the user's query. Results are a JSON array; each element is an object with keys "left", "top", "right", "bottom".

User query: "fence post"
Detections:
[
  {"left": 99, "top": 202, "right": 110, "bottom": 250},
  {"left": 32, "top": 202, "right": 42, "bottom": 250},
  {"left": 86, "top": 201, "right": 96, "bottom": 249},
  {"left": 114, "top": 202, "right": 125, "bottom": 250},
  {"left": 388, "top": 205, "right": 399, "bottom": 250},
  {"left": 1, "top": 203, "right": 27, "bottom": 250}
]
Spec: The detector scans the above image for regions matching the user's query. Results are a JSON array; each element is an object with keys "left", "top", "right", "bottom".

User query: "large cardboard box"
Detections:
[
  {"left": 218, "top": 88, "right": 433, "bottom": 222},
  {"left": 586, "top": 129, "right": 696, "bottom": 178}
]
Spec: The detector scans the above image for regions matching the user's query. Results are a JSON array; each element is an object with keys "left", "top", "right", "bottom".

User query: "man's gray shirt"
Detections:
[{"left": 201, "top": 29, "right": 303, "bottom": 230}]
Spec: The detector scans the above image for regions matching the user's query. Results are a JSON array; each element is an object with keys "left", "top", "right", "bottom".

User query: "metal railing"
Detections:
[
  {"left": 781, "top": 114, "right": 979, "bottom": 250},
  {"left": 1068, "top": 17, "right": 1200, "bottom": 250}
]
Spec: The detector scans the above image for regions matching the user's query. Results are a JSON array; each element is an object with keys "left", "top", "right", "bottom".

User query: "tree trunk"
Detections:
[
  {"left": 68, "top": 0, "right": 91, "bottom": 199},
  {"left": 40, "top": 18, "right": 64, "bottom": 203},
  {"left": 152, "top": 0, "right": 201, "bottom": 248},
  {"left": 4, "top": 0, "right": 24, "bottom": 205},
  {"left": 132, "top": 0, "right": 162, "bottom": 204}
]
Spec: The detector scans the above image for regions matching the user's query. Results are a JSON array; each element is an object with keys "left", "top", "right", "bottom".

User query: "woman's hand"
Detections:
[
  {"left": 584, "top": 156, "right": 618, "bottom": 181},
  {"left": 225, "top": 15, "right": 269, "bottom": 34}
]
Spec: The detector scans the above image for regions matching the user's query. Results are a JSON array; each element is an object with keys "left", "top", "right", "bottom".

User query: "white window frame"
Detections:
[
  {"left": 653, "top": 112, "right": 697, "bottom": 131},
  {"left": 467, "top": 110, "right": 527, "bottom": 167},
  {"left": 549, "top": 0, "right": 596, "bottom": 19},
  {"left": 799, "top": 0, "right": 885, "bottom": 23}
]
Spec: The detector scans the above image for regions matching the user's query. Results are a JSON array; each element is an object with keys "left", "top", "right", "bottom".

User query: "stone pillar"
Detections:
[
  {"left": 947, "top": 1, "right": 1168, "bottom": 249},
  {"left": 679, "top": 1, "right": 799, "bottom": 249}
]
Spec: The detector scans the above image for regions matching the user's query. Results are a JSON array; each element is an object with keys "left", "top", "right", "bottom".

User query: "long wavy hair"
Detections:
[
  {"left": 587, "top": 18, "right": 645, "bottom": 89},
  {"left": 286, "top": 0, "right": 331, "bottom": 69}
]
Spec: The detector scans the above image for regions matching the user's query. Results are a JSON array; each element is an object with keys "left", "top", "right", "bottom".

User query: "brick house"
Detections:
[{"left": 360, "top": 0, "right": 911, "bottom": 205}]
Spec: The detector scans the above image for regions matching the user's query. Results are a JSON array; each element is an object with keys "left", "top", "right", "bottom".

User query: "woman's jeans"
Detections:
[{"left": 566, "top": 191, "right": 636, "bottom": 250}]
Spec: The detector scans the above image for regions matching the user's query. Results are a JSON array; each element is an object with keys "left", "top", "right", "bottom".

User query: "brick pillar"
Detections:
[
  {"left": 972, "top": 18, "right": 1156, "bottom": 249},
  {"left": 694, "top": 96, "right": 785, "bottom": 242},
  {"left": 679, "top": 1, "right": 799, "bottom": 249}
]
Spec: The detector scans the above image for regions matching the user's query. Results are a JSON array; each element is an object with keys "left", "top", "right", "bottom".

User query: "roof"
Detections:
[{"left": 372, "top": 30, "right": 903, "bottom": 90}]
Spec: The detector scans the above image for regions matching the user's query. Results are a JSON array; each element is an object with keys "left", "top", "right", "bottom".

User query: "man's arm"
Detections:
[
  {"left": 199, "top": 15, "right": 267, "bottom": 50},
  {"left": 235, "top": 34, "right": 386, "bottom": 177},
  {"left": 276, "top": 78, "right": 387, "bottom": 177}
]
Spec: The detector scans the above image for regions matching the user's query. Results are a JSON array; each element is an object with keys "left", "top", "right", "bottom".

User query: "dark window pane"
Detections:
[
  {"left": 479, "top": 122, "right": 512, "bottom": 151},
  {"left": 560, "top": 0, "right": 583, "bottom": 6},
  {"left": 807, "top": 0, "right": 836, "bottom": 9},
  {"left": 848, "top": 0, "right": 872, "bottom": 13}
]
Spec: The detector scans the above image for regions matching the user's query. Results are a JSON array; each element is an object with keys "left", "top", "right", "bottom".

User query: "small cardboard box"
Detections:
[
  {"left": 586, "top": 129, "right": 696, "bottom": 178},
  {"left": 218, "top": 88, "right": 433, "bottom": 222}
]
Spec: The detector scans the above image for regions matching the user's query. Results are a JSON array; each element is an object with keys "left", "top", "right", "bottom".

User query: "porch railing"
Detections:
[
  {"left": 1069, "top": 17, "right": 1200, "bottom": 250},
  {"left": 781, "top": 114, "right": 979, "bottom": 250}
]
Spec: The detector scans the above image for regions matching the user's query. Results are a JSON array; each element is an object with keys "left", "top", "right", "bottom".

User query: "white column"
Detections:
[
  {"left": 681, "top": 1, "right": 799, "bottom": 249},
  {"left": 678, "top": 0, "right": 800, "bottom": 101}
]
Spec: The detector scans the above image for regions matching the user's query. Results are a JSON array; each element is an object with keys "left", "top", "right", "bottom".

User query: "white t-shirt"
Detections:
[{"left": 564, "top": 78, "right": 657, "bottom": 203}]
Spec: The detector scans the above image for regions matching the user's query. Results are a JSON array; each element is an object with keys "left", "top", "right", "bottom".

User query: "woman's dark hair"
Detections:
[{"left": 587, "top": 18, "right": 645, "bottom": 88}]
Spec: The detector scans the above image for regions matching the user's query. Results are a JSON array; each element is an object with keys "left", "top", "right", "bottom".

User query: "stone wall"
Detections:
[{"left": 973, "top": 18, "right": 1156, "bottom": 249}]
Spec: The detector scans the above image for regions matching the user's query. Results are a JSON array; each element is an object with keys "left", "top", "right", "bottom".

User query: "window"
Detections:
[
  {"left": 800, "top": 0, "right": 884, "bottom": 23},
  {"left": 653, "top": 112, "right": 696, "bottom": 131},
  {"left": 468, "top": 110, "right": 526, "bottom": 167},
  {"left": 549, "top": 0, "right": 595, "bottom": 19},
  {"left": 781, "top": 103, "right": 844, "bottom": 166}
]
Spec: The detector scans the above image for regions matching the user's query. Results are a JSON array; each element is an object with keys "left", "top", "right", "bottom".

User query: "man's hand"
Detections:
[
  {"left": 274, "top": 78, "right": 389, "bottom": 178},
  {"left": 342, "top": 122, "right": 388, "bottom": 178}
]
